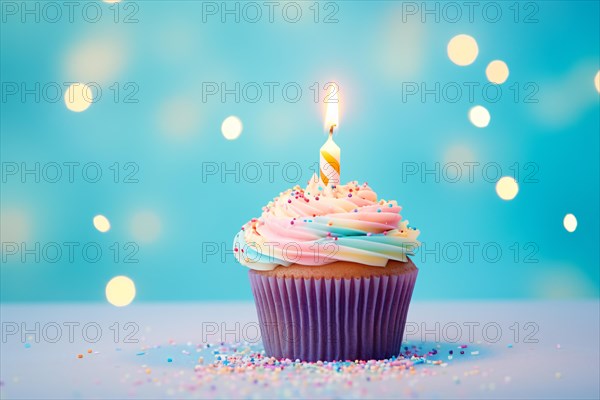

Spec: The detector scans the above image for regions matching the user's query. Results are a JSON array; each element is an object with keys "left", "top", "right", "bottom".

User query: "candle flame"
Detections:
[{"left": 324, "top": 98, "right": 339, "bottom": 133}]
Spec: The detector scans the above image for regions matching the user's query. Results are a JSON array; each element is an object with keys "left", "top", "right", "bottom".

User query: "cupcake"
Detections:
[{"left": 233, "top": 175, "right": 420, "bottom": 362}]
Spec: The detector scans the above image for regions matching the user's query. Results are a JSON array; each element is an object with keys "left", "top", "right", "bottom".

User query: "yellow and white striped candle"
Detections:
[
  {"left": 320, "top": 127, "right": 340, "bottom": 187},
  {"left": 320, "top": 99, "right": 340, "bottom": 186}
]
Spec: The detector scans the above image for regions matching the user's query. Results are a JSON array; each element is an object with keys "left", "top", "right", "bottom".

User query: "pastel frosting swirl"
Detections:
[{"left": 233, "top": 175, "right": 420, "bottom": 271}]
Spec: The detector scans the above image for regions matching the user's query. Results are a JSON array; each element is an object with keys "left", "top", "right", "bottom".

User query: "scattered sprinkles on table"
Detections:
[{"left": 111, "top": 340, "right": 491, "bottom": 399}]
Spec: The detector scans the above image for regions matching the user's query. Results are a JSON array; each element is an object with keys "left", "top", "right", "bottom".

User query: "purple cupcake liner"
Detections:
[{"left": 249, "top": 266, "right": 418, "bottom": 362}]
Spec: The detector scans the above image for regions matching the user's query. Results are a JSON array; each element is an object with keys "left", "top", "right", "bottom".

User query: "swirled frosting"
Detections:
[{"left": 233, "top": 175, "right": 420, "bottom": 270}]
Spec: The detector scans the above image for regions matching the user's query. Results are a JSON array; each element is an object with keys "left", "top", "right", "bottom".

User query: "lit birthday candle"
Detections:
[{"left": 320, "top": 99, "right": 340, "bottom": 187}]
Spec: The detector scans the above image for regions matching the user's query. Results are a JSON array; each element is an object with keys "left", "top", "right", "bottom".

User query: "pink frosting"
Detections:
[{"left": 233, "top": 175, "right": 420, "bottom": 270}]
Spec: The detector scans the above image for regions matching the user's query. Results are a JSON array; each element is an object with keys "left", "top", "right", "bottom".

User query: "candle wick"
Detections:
[{"left": 329, "top": 124, "right": 337, "bottom": 135}]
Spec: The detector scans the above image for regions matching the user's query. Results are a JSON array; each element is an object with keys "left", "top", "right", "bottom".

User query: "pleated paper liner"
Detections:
[{"left": 249, "top": 265, "right": 418, "bottom": 362}]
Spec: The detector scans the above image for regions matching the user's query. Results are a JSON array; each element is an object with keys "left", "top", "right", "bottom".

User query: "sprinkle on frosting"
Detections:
[{"left": 233, "top": 174, "right": 420, "bottom": 271}]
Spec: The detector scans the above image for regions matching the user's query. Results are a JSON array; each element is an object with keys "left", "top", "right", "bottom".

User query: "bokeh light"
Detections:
[
  {"left": 531, "top": 61, "right": 599, "bottom": 128},
  {"left": 105, "top": 276, "right": 136, "bottom": 307},
  {"left": 221, "top": 116, "right": 243, "bottom": 140},
  {"left": 447, "top": 34, "right": 478, "bottom": 66},
  {"left": 468, "top": 105, "right": 491, "bottom": 128},
  {"left": 64, "top": 83, "right": 93, "bottom": 112},
  {"left": 443, "top": 144, "right": 477, "bottom": 165},
  {"left": 130, "top": 211, "right": 162, "bottom": 243},
  {"left": 158, "top": 97, "right": 200, "bottom": 137},
  {"left": 563, "top": 213, "right": 577, "bottom": 232},
  {"left": 486, "top": 60, "right": 510, "bottom": 84},
  {"left": 375, "top": 14, "right": 425, "bottom": 79},
  {"left": 0, "top": 208, "right": 30, "bottom": 243},
  {"left": 595, "top": 70, "right": 600, "bottom": 93},
  {"left": 65, "top": 37, "right": 126, "bottom": 84},
  {"left": 495, "top": 177, "right": 519, "bottom": 200},
  {"left": 93, "top": 215, "right": 111, "bottom": 233},
  {"left": 533, "top": 265, "right": 597, "bottom": 298}
]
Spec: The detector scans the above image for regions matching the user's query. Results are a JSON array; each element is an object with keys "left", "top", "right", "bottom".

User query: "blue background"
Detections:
[{"left": 1, "top": 1, "right": 598, "bottom": 302}]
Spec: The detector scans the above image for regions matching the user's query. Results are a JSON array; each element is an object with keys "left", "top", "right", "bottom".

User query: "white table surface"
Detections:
[{"left": 1, "top": 300, "right": 598, "bottom": 399}]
